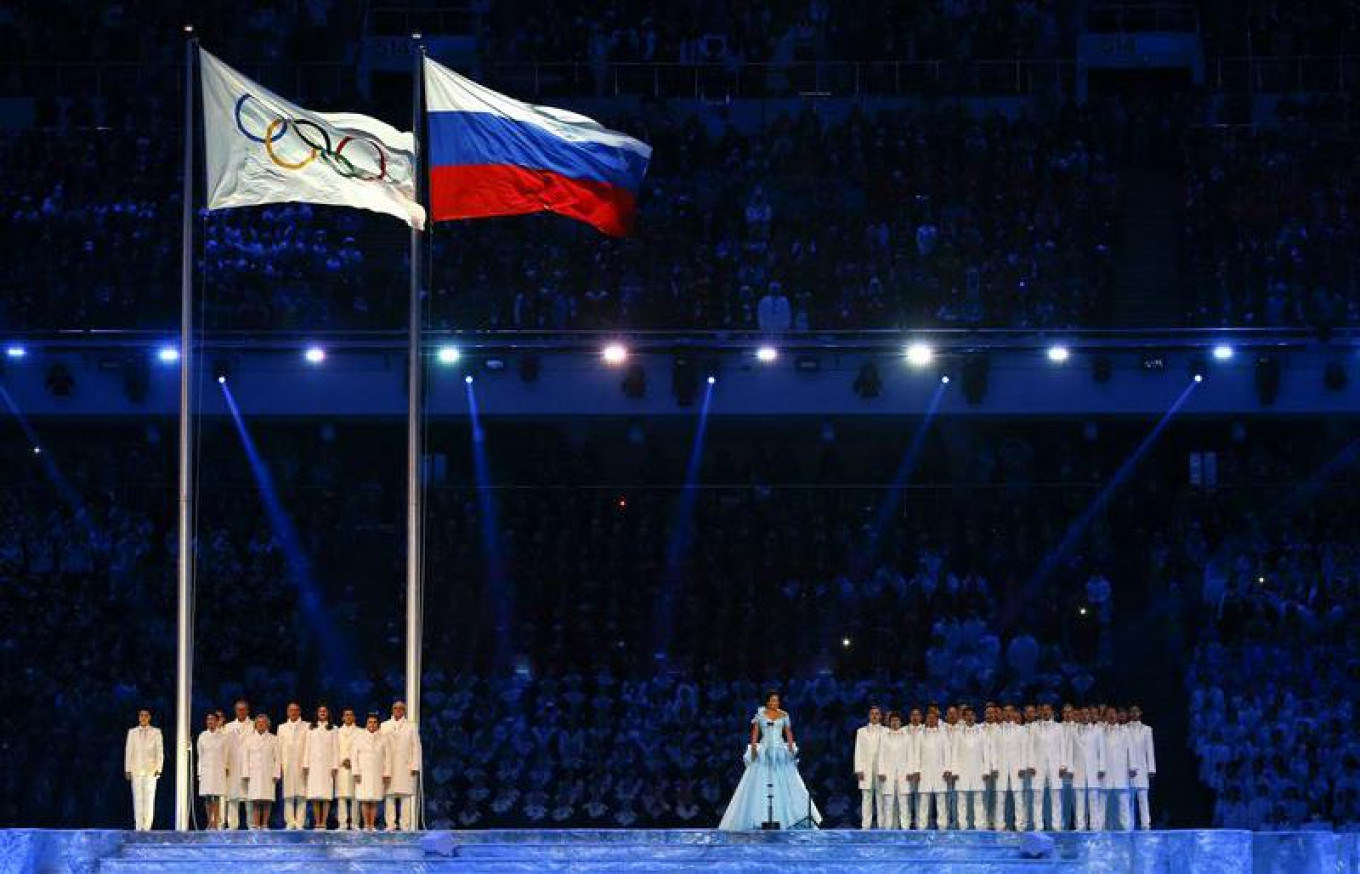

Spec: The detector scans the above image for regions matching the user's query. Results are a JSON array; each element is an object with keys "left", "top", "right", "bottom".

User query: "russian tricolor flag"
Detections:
[{"left": 424, "top": 58, "right": 652, "bottom": 237}]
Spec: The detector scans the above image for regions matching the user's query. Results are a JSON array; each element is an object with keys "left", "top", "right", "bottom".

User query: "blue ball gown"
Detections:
[{"left": 717, "top": 709, "right": 822, "bottom": 830}]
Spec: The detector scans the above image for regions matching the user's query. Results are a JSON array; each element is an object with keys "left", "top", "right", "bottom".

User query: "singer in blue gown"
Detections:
[{"left": 718, "top": 692, "right": 822, "bottom": 830}]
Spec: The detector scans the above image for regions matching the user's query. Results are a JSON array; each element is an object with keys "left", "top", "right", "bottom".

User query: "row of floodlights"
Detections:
[{"left": 3, "top": 342, "right": 1239, "bottom": 368}]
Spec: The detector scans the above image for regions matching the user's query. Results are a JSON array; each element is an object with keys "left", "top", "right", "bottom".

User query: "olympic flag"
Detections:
[
  {"left": 423, "top": 57, "right": 651, "bottom": 236},
  {"left": 200, "top": 49, "right": 426, "bottom": 229}
]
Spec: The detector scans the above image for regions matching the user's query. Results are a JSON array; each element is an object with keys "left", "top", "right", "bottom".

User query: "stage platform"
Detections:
[{"left": 3, "top": 828, "right": 1356, "bottom": 874}]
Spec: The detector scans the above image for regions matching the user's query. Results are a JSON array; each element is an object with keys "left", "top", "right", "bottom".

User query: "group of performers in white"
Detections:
[
  {"left": 853, "top": 702, "right": 1156, "bottom": 831},
  {"left": 124, "top": 699, "right": 422, "bottom": 831}
]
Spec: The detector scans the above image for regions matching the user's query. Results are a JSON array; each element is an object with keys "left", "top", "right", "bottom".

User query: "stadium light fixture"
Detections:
[
  {"left": 940, "top": 375, "right": 951, "bottom": 384},
  {"left": 706, "top": 375, "right": 717, "bottom": 385},
  {"left": 1193, "top": 373, "right": 1204, "bottom": 383},
  {"left": 464, "top": 374, "right": 474, "bottom": 385},
  {"left": 5, "top": 346, "right": 26, "bottom": 359},
  {"left": 157, "top": 346, "right": 180, "bottom": 363},
  {"left": 602, "top": 343, "right": 628, "bottom": 365},
  {"left": 304, "top": 347, "right": 326, "bottom": 364},
  {"left": 904, "top": 343, "right": 934, "bottom": 367},
  {"left": 436, "top": 345, "right": 461, "bottom": 365},
  {"left": 1047, "top": 345, "right": 1071, "bottom": 363},
  {"left": 756, "top": 346, "right": 778, "bottom": 363},
  {"left": 216, "top": 375, "right": 227, "bottom": 385},
  {"left": 1212, "top": 344, "right": 1234, "bottom": 361}
]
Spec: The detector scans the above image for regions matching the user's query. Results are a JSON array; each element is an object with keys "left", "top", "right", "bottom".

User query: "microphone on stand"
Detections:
[{"left": 760, "top": 720, "right": 781, "bottom": 830}]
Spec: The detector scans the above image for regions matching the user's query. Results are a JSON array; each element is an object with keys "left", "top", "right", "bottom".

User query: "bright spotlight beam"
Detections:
[
  {"left": 602, "top": 343, "right": 628, "bottom": 365},
  {"left": 158, "top": 346, "right": 180, "bottom": 363},
  {"left": 436, "top": 345, "right": 461, "bottom": 365},
  {"left": 304, "top": 347, "right": 326, "bottom": 364},
  {"left": 756, "top": 346, "right": 778, "bottom": 363},
  {"left": 1212, "top": 345, "right": 1234, "bottom": 361},
  {"left": 1047, "top": 345, "right": 1070, "bottom": 363}
]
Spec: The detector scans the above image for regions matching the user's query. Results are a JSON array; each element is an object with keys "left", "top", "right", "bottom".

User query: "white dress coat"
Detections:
[
  {"left": 992, "top": 723, "right": 1032, "bottom": 791},
  {"left": 854, "top": 723, "right": 886, "bottom": 791},
  {"left": 277, "top": 719, "right": 310, "bottom": 798},
  {"left": 196, "top": 729, "right": 228, "bottom": 797},
  {"left": 124, "top": 725, "right": 164, "bottom": 776},
  {"left": 304, "top": 725, "right": 338, "bottom": 799},
  {"left": 380, "top": 717, "right": 423, "bottom": 796},
  {"left": 221, "top": 717, "right": 254, "bottom": 800},
  {"left": 877, "top": 727, "right": 916, "bottom": 792},
  {"left": 351, "top": 730, "right": 389, "bottom": 802},
  {"left": 1031, "top": 719, "right": 1068, "bottom": 787},
  {"left": 915, "top": 726, "right": 951, "bottom": 794},
  {"left": 1100, "top": 725, "right": 1134, "bottom": 790},
  {"left": 335, "top": 724, "right": 361, "bottom": 796},
  {"left": 1127, "top": 721, "right": 1156, "bottom": 789},
  {"left": 243, "top": 731, "right": 282, "bottom": 802},
  {"left": 1070, "top": 724, "right": 1106, "bottom": 789},
  {"left": 949, "top": 724, "right": 992, "bottom": 793}
]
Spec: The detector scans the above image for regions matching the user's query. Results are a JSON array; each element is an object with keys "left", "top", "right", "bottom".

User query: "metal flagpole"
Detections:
[
  {"left": 405, "top": 34, "right": 426, "bottom": 735},
  {"left": 174, "top": 27, "right": 198, "bottom": 832}
]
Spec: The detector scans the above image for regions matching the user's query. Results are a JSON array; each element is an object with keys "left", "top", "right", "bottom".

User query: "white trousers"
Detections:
[
  {"left": 915, "top": 791, "right": 945, "bottom": 830},
  {"left": 336, "top": 797, "right": 355, "bottom": 830},
  {"left": 953, "top": 790, "right": 986, "bottom": 829},
  {"left": 1107, "top": 789, "right": 1133, "bottom": 830},
  {"left": 1133, "top": 787, "right": 1151, "bottom": 828},
  {"left": 130, "top": 774, "right": 157, "bottom": 830},
  {"left": 385, "top": 794, "right": 415, "bottom": 830},
  {"left": 282, "top": 795, "right": 307, "bottom": 829},
  {"left": 993, "top": 787, "right": 1025, "bottom": 830},
  {"left": 1072, "top": 787, "right": 1102, "bottom": 830},
  {"left": 225, "top": 799, "right": 250, "bottom": 831},
  {"left": 1036, "top": 781, "right": 1064, "bottom": 830}
]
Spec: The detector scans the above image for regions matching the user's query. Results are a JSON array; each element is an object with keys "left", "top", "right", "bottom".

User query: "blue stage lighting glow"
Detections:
[
  {"left": 707, "top": 375, "right": 716, "bottom": 385},
  {"left": 756, "top": 346, "right": 778, "bottom": 362},
  {"left": 1194, "top": 373, "right": 1205, "bottom": 383},
  {"left": 157, "top": 346, "right": 180, "bottom": 363},
  {"left": 1212, "top": 344, "right": 1234, "bottom": 361},
  {"left": 5, "top": 346, "right": 26, "bottom": 359},
  {"left": 216, "top": 375, "right": 226, "bottom": 384},
  {"left": 1047, "top": 345, "right": 1071, "bottom": 363},
  {"left": 437, "top": 345, "right": 460, "bottom": 364},
  {"left": 304, "top": 347, "right": 326, "bottom": 364},
  {"left": 32, "top": 445, "right": 41, "bottom": 455},
  {"left": 603, "top": 343, "right": 628, "bottom": 365},
  {"left": 941, "top": 375, "right": 951, "bottom": 384},
  {"left": 464, "top": 374, "right": 474, "bottom": 385}
]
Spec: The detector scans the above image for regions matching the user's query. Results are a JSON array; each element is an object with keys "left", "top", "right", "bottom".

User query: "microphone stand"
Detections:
[{"left": 760, "top": 720, "right": 781, "bottom": 830}]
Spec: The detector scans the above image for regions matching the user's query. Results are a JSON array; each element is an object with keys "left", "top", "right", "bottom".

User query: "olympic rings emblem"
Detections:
[{"left": 233, "top": 93, "right": 407, "bottom": 184}]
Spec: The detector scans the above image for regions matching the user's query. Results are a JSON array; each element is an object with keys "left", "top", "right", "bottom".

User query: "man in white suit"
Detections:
[
  {"left": 381, "top": 700, "right": 423, "bottom": 831},
  {"left": 1069, "top": 707, "right": 1105, "bottom": 830},
  {"left": 853, "top": 705, "right": 887, "bottom": 828},
  {"left": 335, "top": 708, "right": 362, "bottom": 830},
  {"left": 876, "top": 711, "right": 913, "bottom": 829},
  {"left": 992, "top": 707, "right": 1032, "bottom": 830},
  {"left": 124, "top": 709, "right": 164, "bottom": 831},
  {"left": 1031, "top": 703, "right": 1068, "bottom": 830},
  {"left": 1127, "top": 705, "right": 1156, "bottom": 828},
  {"left": 948, "top": 706, "right": 991, "bottom": 829},
  {"left": 1100, "top": 707, "right": 1135, "bottom": 830},
  {"left": 915, "top": 712, "right": 950, "bottom": 830},
  {"left": 221, "top": 699, "right": 253, "bottom": 829},
  {"left": 277, "top": 701, "right": 310, "bottom": 829}
]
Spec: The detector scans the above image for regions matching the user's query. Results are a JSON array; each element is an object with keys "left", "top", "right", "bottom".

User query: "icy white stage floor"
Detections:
[{"left": 3, "top": 828, "right": 1356, "bottom": 874}]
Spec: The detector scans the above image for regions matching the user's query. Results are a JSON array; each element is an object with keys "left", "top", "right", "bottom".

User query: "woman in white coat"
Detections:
[
  {"left": 243, "top": 713, "right": 282, "bottom": 830},
  {"left": 351, "top": 713, "right": 390, "bottom": 831},
  {"left": 305, "top": 705, "right": 339, "bottom": 829},
  {"left": 196, "top": 712, "right": 229, "bottom": 829}
]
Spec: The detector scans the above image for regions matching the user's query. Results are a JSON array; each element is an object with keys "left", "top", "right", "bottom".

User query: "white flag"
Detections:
[{"left": 200, "top": 49, "right": 425, "bottom": 229}]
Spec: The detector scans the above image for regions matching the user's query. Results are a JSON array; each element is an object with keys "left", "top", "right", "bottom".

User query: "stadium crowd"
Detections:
[{"left": 3, "top": 421, "right": 1357, "bottom": 829}]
